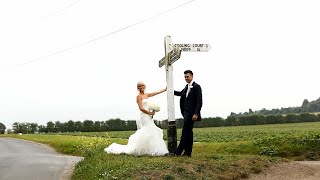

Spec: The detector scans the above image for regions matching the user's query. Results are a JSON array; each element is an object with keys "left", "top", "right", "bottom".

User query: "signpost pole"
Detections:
[{"left": 164, "top": 35, "right": 177, "bottom": 154}]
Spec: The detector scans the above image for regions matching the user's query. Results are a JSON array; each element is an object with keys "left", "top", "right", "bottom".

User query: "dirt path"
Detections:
[{"left": 246, "top": 161, "right": 320, "bottom": 180}]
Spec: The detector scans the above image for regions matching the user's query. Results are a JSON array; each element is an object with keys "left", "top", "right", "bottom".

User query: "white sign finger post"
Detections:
[
  {"left": 159, "top": 35, "right": 211, "bottom": 153},
  {"left": 173, "top": 44, "right": 211, "bottom": 52}
]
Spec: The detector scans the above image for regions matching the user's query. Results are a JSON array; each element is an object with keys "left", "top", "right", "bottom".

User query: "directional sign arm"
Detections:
[
  {"left": 159, "top": 47, "right": 182, "bottom": 67},
  {"left": 159, "top": 57, "right": 165, "bottom": 68},
  {"left": 168, "top": 47, "right": 181, "bottom": 65},
  {"left": 173, "top": 44, "right": 211, "bottom": 52}
]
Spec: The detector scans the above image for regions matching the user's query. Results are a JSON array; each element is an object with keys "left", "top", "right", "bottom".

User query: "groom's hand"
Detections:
[{"left": 192, "top": 114, "right": 198, "bottom": 121}]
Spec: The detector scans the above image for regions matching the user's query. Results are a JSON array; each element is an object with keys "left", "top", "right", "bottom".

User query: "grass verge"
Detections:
[
  {"left": 1, "top": 134, "right": 281, "bottom": 179},
  {"left": 4, "top": 122, "right": 320, "bottom": 179}
]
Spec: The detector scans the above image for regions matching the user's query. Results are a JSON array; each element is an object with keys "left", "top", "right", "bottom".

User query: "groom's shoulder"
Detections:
[{"left": 193, "top": 82, "right": 201, "bottom": 87}]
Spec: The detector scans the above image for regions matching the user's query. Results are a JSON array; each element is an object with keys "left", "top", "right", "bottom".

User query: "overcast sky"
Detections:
[{"left": 1, "top": 0, "right": 320, "bottom": 129}]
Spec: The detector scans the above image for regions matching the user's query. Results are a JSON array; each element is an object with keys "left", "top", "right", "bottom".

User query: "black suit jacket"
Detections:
[{"left": 174, "top": 82, "right": 202, "bottom": 121}]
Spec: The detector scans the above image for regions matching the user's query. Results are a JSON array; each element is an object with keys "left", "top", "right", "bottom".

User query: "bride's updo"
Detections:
[{"left": 137, "top": 81, "right": 146, "bottom": 92}]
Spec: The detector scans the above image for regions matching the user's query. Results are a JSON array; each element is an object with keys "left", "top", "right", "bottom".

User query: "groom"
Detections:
[{"left": 174, "top": 70, "right": 202, "bottom": 157}]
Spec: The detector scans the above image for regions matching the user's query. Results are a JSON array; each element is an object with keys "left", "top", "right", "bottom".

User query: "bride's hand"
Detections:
[{"left": 150, "top": 111, "right": 155, "bottom": 116}]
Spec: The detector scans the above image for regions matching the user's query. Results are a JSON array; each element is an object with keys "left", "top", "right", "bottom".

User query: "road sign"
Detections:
[
  {"left": 159, "top": 47, "right": 182, "bottom": 67},
  {"left": 168, "top": 47, "right": 181, "bottom": 65},
  {"left": 159, "top": 57, "right": 165, "bottom": 68},
  {"left": 173, "top": 44, "right": 211, "bottom": 52}
]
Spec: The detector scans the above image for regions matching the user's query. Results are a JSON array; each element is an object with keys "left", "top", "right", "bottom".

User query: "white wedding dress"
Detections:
[{"left": 104, "top": 99, "right": 169, "bottom": 156}]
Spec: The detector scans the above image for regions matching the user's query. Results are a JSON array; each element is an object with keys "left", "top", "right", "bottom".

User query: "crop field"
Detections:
[
  {"left": 2, "top": 122, "right": 320, "bottom": 179},
  {"left": 57, "top": 122, "right": 320, "bottom": 142}
]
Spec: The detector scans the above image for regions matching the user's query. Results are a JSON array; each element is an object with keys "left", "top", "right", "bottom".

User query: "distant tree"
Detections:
[
  {"left": 211, "top": 117, "right": 224, "bottom": 127},
  {"left": 83, "top": 120, "right": 94, "bottom": 132},
  {"left": 93, "top": 121, "right": 101, "bottom": 132},
  {"left": 265, "top": 115, "right": 278, "bottom": 124},
  {"left": 47, "top": 121, "right": 55, "bottom": 133},
  {"left": 38, "top": 125, "right": 47, "bottom": 133},
  {"left": 252, "top": 115, "right": 266, "bottom": 125},
  {"left": 100, "top": 121, "right": 108, "bottom": 131},
  {"left": 55, "top": 121, "right": 62, "bottom": 133},
  {"left": 225, "top": 116, "right": 239, "bottom": 126},
  {"left": 270, "top": 108, "right": 280, "bottom": 114},
  {"left": 259, "top": 108, "right": 268, "bottom": 115},
  {"left": 30, "top": 123, "right": 38, "bottom": 133},
  {"left": 59, "top": 122, "right": 67, "bottom": 133},
  {"left": 67, "top": 120, "right": 76, "bottom": 132},
  {"left": 106, "top": 118, "right": 126, "bottom": 131},
  {"left": 309, "top": 103, "right": 320, "bottom": 112},
  {"left": 12, "top": 123, "right": 29, "bottom": 134},
  {"left": 0, "top": 122, "right": 6, "bottom": 134},
  {"left": 285, "top": 114, "right": 300, "bottom": 123},
  {"left": 12, "top": 122, "right": 22, "bottom": 133},
  {"left": 125, "top": 120, "right": 137, "bottom": 130},
  {"left": 300, "top": 113, "right": 318, "bottom": 122},
  {"left": 6, "top": 129, "right": 13, "bottom": 134},
  {"left": 75, "top": 121, "right": 83, "bottom": 132},
  {"left": 302, "top": 99, "right": 309, "bottom": 107},
  {"left": 238, "top": 116, "right": 251, "bottom": 125}
]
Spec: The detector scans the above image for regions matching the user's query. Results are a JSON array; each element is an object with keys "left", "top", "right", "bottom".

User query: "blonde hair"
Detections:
[{"left": 137, "top": 81, "right": 146, "bottom": 90}]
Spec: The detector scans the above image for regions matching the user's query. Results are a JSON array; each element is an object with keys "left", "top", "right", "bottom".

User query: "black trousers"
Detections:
[{"left": 176, "top": 115, "right": 195, "bottom": 155}]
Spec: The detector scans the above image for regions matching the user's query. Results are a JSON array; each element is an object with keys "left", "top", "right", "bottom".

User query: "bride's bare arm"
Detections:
[
  {"left": 136, "top": 95, "right": 155, "bottom": 115},
  {"left": 147, "top": 87, "right": 167, "bottom": 97}
]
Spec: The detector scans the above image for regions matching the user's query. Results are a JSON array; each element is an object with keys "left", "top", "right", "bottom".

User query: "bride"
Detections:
[{"left": 104, "top": 81, "right": 169, "bottom": 156}]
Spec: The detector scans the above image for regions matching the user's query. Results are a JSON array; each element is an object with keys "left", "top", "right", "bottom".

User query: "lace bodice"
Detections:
[
  {"left": 142, "top": 98, "right": 149, "bottom": 109},
  {"left": 140, "top": 98, "right": 153, "bottom": 127}
]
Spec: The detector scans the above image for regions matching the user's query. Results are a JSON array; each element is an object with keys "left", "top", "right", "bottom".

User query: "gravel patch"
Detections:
[{"left": 246, "top": 161, "right": 320, "bottom": 180}]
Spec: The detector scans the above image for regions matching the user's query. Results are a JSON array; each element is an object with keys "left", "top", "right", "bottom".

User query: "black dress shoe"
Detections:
[
  {"left": 182, "top": 152, "right": 191, "bottom": 157},
  {"left": 175, "top": 150, "right": 182, "bottom": 156}
]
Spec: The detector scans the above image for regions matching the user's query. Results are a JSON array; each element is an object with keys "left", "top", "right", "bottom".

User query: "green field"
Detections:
[{"left": 2, "top": 122, "right": 320, "bottom": 179}]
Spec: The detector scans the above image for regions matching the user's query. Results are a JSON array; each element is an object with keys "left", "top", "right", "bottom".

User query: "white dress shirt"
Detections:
[{"left": 186, "top": 80, "right": 194, "bottom": 97}]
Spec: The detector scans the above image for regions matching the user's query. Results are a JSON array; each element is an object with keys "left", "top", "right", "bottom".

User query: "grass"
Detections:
[
  {"left": 73, "top": 152, "right": 274, "bottom": 180},
  {"left": 3, "top": 121, "right": 320, "bottom": 179}
]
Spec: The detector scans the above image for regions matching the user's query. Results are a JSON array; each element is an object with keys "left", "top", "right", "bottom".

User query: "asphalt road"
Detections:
[{"left": 0, "top": 137, "right": 83, "bottom": 180}]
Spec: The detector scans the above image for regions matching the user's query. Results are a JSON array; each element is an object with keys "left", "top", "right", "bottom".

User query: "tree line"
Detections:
[
  {"left": 4, "top": 97, "right": 320, "bottom": 134},
  {"left": 230, "top": 97, "right": 320, "bottom": 117},
  {"left": 7, "top": 113, "right": 320, "bottom": 134},
  {"left": 11, "top": 118, "right": 137, "bottom": 134}
]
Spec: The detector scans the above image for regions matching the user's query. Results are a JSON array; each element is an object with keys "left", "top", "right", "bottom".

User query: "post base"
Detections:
[{"left": 167, "top": 121, "right": 177, "bottom": 154}]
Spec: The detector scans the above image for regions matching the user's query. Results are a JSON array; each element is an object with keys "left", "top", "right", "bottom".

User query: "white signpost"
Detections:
[{"left": 159, "top": 35, "right": 211, "bottom": 154}]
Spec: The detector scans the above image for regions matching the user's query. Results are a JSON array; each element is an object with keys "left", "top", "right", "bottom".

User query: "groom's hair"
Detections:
[{"left": 184, "top": 70, "right": 193, "bottom": 76}]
